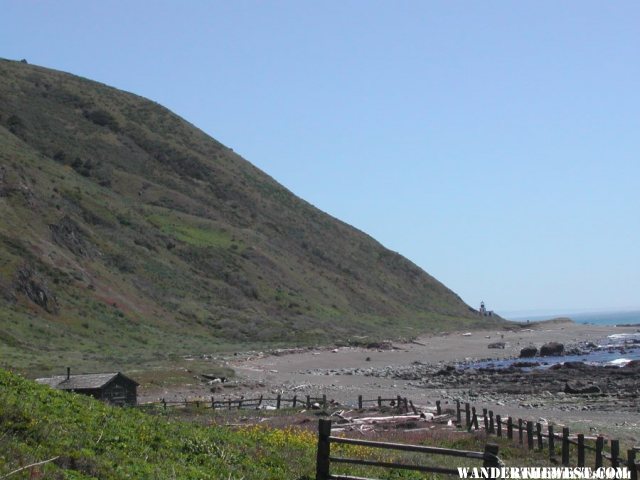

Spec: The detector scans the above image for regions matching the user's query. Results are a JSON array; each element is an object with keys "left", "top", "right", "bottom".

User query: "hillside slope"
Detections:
[{"left": 0, "top": 59, "right": 501, "bottom": 372}]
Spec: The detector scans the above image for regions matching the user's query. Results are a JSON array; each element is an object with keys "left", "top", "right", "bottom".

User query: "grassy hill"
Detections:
[
  {"left": 0, "top": 369, "right": 548, "bottom": 479},
  {"left": 0, "top": 59, "right": 503, "bottom": 374},
  {"left": 0, "top": 368, "right": 317, "bottom": 479}
]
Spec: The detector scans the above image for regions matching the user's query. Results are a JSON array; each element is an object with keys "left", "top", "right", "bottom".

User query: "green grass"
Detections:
[
  {"left": 146, "top": 212, "right": 234, "bottom": 249},
  {"left": 0, "top": 369, "right": 559, "bottom": 480},
  {"left": 0, "top": 57, "right": 511, "bottom": 375},
  {"left": 0, "top": 369, "right": 316, "bottom": 479}
]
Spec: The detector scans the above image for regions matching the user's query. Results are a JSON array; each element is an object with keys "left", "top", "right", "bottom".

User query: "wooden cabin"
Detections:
[{"left": 35, "top": 368, "right": 138, "bottom": 406}]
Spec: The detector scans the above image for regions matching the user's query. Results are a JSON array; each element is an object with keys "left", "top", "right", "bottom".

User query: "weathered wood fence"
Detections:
[
  {"left": 138, "top": 393, "right": 413, "bottom": 412},
  {"left": 454, "top": 400, "right": 639, "bottom": 478},
  {"left": 138, "top": 394, "right": 332, "bottom": 411},
  {"left": 316, "top": 419, "right": 501, "bottom": 480},
  {"left": 357, "top": 395, "right": 416, "bottom": 413},
  {"left": 139, "top": 391, "right": 638, "bottom": 478}
]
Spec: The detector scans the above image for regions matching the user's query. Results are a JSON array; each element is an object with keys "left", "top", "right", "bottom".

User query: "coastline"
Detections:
[{"left": 139, "top": 321, "right": 640, "bottom": 441}]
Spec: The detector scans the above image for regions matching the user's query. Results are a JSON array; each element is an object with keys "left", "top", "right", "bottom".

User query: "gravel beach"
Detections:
[{"left": 140, "top": 320, "right": 640, "bottom": 442}]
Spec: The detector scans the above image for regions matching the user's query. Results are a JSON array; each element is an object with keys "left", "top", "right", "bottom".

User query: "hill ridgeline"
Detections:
[{"left": 0, "top": 59, "right": 502, "bottom": 372}]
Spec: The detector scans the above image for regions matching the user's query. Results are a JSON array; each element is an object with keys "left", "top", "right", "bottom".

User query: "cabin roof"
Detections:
[{"left": 35, "top": 372, "right": 138, "bottom": 390}]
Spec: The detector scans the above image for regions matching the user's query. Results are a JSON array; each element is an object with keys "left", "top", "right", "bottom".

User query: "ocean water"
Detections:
[
  {"left": 568, "top": 310, "right": 640, "bottom": 326},
  {"left": 463, "top": 310, "right": 640, "bottom": 370},
  {"left": 465, "top": 340, "right": 640, "bottom": 371},
  {"left": 509, "top": 310, "right": 640, "bottom": 326}
]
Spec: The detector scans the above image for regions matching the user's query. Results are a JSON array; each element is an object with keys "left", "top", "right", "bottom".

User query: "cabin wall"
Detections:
[{"left": 100, "top": 379, "right": 137, "bottom": 406}]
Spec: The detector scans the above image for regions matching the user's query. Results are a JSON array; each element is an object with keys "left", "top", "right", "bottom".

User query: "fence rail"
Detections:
[
  {"left": 456, "top": 400, "right": 639, "bottom": 478},
  {"left": 138, "top": 393, "right": 418, "bottom": 413},
  {"left": 138, "top": 391, "right": 638, "bottom": 478},
  {"left": 316, "top": 419, "right": 501, "bottom": 480},
  {"left": 137, "top": 393, "right": 335, "bottom": 411}
]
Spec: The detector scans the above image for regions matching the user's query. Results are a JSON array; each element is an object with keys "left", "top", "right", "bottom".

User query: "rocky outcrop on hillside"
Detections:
[{"left": 15, "top": 264, "right": 58, "bottom": 314}]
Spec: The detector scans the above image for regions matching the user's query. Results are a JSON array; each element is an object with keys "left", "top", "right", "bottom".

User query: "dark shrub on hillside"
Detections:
[
  {"left": 53, "top": 150, "right": 67, "bottom": 163},
  {"left": 7, "top": 114, "right": 25, "bottom": 135},
  {"left": 105, "top": 253, "right": 136, "bottom": 273},
  {"left": 71, "top": 157, "right": 93, "bottom": 177},
  {"left": 84, "top": 109, "right": 119, "bottom": 131}
]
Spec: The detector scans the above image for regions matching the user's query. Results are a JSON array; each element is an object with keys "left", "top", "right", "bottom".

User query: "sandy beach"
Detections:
[
  {"left": 232, "top": 320, "right": 636, "bottom": 385},
  {"left": 139, "top": 321, "right": 640, "bottom": 442},
  {"left": 229, "top": 321, "right": 639, "bottom": 441}
]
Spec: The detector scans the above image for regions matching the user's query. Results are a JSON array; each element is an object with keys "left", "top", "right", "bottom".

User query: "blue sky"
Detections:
[{"left": 2, "top": 1, "right": 639, "bottom": 315}]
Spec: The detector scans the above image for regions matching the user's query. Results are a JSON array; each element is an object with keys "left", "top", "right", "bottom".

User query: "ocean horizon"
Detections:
[{"left": 506, "top": 309, "right": 640, "bottom": 326}]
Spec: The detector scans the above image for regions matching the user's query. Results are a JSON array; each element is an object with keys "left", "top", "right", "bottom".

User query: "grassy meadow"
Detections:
[{"left": 0, "top": 369, "right": 558, "bottom": 480}]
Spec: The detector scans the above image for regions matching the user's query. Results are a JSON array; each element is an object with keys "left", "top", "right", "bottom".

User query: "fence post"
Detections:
[
  {"left": 595, "top": 436, "right": 604, "bottom": 468},
  {"left": 293, "top": 395, "right": 297, "bottom": 408},
  {"left": 162, "top": 398, "right": 166, "bottom": 411},
  {"left": 358, "top": 395, "right": 363, "bottom": 410},
  {"left": 323, "top": 394, "right": 327, "bottom": 409},
  {"left": 258, "top": 395, "right": 263, "bottom": 408},
  {"left": 211, "top": 396, "right": 215, "bottom": 410},
  {"left": 307, "top": 395, "right": 311, "bottom": 409},
  {"left": 397, "top": 395, "right": 402, "bottom": 411},
  {"left": 496, "top": 415, "right": 502, "bottom": 437},
  {"left": 577, "top": 434, "right": 585, "bottom": 467},
  {"left": 436, "top": 400, "right": 442, "bottom": 415},
  {"left": 518, "top": 419, "right": 524, "bottom": 445},
  {"left": 527, "top": 421, "right": 534, "bottom": 450},
  {"left": 456, "top": 400, "right": 462, "bottom": 425},
  {"left": 409, "top": 400, "right": 418, "bottom": 415},
  {"left": 507, "top": 417, "right": 513, "bottom": 440},
  {"left": 473, "top": 408, "right": 479, "bottom": 430},
  {"left": 277, "top": 394, "right": 281, "bottom": 410},
  {"left": 611, "top": 439, "right": 620, "bottom": 468},
  {"left": 536, "top": 423, "right": 543, "bottom": 450},
  {"left": 548, "top": 425, "right": 555, "bottom": 459},
  {"left": 404, "top": 397, "right": 409, "bottom": 413},
  {"left": 238, "top": 399, "right": 243, "bottom": 410},
  {"left": 627, "top": 449, "right": 637, "bottom": 480},
  {"left": 489, "top": 411, "right": 495, "bottom": 434},
  {"left": 316, "top": 419, "right": 332, "bottom": 480},
  {"left": 483, "top": 444, "right": 501, "bottom": 469},
  {"left": 228, "top": 398, "right": 231, "bottom": 410},
  {"left": 562, "top": 427, "right": 570, "bottom": 466},
  {"left": 378, "top": 396, "right": 382, "bottom": 408},
  {"left": 465, "top": 403, "right": 471, "bottom": 429}
]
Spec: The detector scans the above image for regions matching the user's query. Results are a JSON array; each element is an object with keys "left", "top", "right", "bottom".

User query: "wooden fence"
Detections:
[
  {"left": 316, "top": 419, "right": 501, "bottom": 480},
  {"left": 138, "top": 391, "right": 638, "bottom": 478},
  {"left": 357, "top": 395, "right": 416, "bottom": 413},
  {"left": 454, "top": 400, "right": 639, "bottom": 479},
  {"left": 138, "top": 394, "right": 332, "bottom": 411},
  {"left": 138, "top": 393, "right": 411, "bottom": 412}
]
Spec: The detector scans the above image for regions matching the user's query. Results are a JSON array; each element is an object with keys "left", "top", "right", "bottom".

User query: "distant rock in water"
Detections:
[
  {"left": 624, "top": 360, "right": 640, "bottom": 370},
  {"left": 512, "top": 361, "right": 541, "bottom": 368},
  {"left": 540, "top": 342, "right": 564, "bottom": 357},
  {"left": 519, "top": 346, "right": 538, "bottom": 358}
]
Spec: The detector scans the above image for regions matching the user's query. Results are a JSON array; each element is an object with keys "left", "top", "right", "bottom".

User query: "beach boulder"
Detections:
[
  {"left": 488, "top": 341, "right": 506, "bottom": 349},
  {"left": 540, "top": 342, "right": 564, "bottom": 357},
  {"left": 624, "top": 360, "right": 640, "bottom": 370},
  {"left": 564, "top": 381, "right": 601, "bottom": 395},
  {"left": 513, "top": 361, "right": 540, "bottom": 368},
  {"left": 519, "top": 346, "right": 538, "bottom": 358}
]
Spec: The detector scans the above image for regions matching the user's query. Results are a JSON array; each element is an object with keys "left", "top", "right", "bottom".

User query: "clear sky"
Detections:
[{"left": 2, "top": 1, "right": 639, "bottom": 316}]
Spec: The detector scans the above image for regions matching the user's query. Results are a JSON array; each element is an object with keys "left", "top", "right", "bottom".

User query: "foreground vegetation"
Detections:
[{"left": 1, "top": 369, "right": 555, "bottom": 479}]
